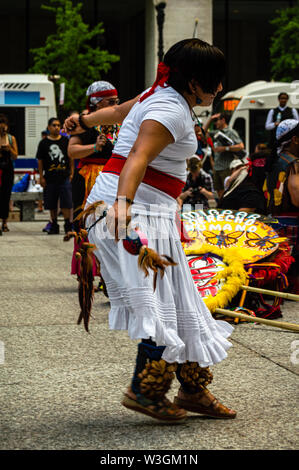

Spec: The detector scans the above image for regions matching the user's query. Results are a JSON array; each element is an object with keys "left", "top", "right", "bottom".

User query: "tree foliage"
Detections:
[
  {"left": 29, "top": 0, "right": 119, "bottom": 112},
  {"left": 269, "top": 2, "right": 299, "bottom": 82}
]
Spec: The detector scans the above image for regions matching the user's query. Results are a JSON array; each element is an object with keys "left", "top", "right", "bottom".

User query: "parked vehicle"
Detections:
[
  {"left": 217, "top": 80, "right": 299, "bottom": 154},
  {"left": 0, "top": 74, "right": 56, "bottom": 172}
]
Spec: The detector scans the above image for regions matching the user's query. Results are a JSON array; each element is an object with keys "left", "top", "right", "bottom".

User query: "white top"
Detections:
[
  {"left": 87, "top": 86, "right": 197, "bottom": 215},
  {"left": 265, "top": 106, "right": 299, "bottom": 130}
]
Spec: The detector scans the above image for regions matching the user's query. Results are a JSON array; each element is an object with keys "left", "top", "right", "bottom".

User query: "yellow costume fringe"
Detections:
[
  {"left": 184, "top": 242, "right": 247, "bottom": 313},
  {"left": 79, "top": 163, "right": 105, "bottom": 207}
]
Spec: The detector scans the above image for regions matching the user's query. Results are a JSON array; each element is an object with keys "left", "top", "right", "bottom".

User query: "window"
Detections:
[
  {"left": 249, "top": 109, "right": 270, "bottom": 153},
  {"left": 233, "top": 117, "right": 246, "bottom": 146}
]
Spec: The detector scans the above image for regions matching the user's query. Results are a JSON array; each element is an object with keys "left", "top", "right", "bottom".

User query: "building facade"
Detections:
[{"left": 0, "top": 0, "right": 295, "bottom": 103}]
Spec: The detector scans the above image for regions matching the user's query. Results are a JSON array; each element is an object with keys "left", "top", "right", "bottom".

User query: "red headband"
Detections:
[
  {"left": 86, "top": 89, "right": 118, "bottom": 111},
  {"left": 139, "top": 62, "right": 170, "bottom": 103},
  {"left": 89, "top": 89, "right": 118, "bottom": 98}
]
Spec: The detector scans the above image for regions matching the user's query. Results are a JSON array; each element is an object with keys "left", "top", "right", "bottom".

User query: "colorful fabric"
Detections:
[
  {"left": 263, "top": 151, "right": 298, "bottom": 214},
  {"left": 96, "top": 124, "right": 120, "bottom": 146},
  {"left": 79, "top": 163, "right": 104, "bottom": 207}
]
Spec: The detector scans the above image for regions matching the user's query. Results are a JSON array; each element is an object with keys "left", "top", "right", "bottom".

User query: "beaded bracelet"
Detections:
[{"left": 115, "top": 196, "right": 134, "bottom": 205}]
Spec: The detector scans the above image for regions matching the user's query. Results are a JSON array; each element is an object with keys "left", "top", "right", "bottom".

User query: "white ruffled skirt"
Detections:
[{"left": 87, "top": 210, "right": 234, "bottom": 366}]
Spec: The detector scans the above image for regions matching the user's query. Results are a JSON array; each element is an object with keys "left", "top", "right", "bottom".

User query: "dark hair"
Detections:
[
  {"left": 278, "top": 92, "right": 288, "bottom": 99},
  {"left": 48, "top": 117, "right": 60, "bottom": 126},
  {"left": 0, "top": 113, "right": 9, "bottom": 126},
  {"left": 187, "top": 156, "right": 202, "bottom": 172},
  {"left": 164, "top": 38, "right": 225, "bottom": 95},
  {"left": 219, "top": 113, "right": 230, "bottom": 124}
]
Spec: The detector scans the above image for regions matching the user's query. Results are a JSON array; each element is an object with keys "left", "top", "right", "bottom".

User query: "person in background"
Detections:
[
  {"left": 264, "top": 119, "right": 299, "bottom": 215},
  {"left": 265, "top": 92, "right": 299, "bottom": 150},
  {"left": 37, "top": 117, "right": 73, "bottom": 235},
  {"left": 0, "top": 114, "right": 18, "bottom": 233},
  {"left": 194, "top": 122, "right": 214, "bottom": 175},
  {"left": 264, "top": 119, "right": 299, "bottom": 293},
  {"left": 36, "top": 130, "right": 49, "bottom": 214},
  {"left": 247, "top": 143, "right": 271, "bottom": 193},
  {"left": 204, "top": 113, "right": 245, "bottom": 198},
  {"left": 219, "top": 158, "right": 266, "bottom": 213},
  {"left": 178, "top": 155, "right": 215, "bottom": 210},
  {"left": 68, "top": 81, "right": 120, "bottom": 225},
  {"left": 67, "top": 81, "right": 120, "bottom": 287}
]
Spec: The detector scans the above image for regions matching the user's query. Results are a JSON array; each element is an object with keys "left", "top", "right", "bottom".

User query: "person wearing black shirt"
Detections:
[
  {"left": 0, "top": 114, "right": 18, "bottom": 233},
  {"left": 37, "top": 117, "right": 72, "bottom": 234},
  {"left": 265, "top": 92, "right": 299, "bottom": 150}
]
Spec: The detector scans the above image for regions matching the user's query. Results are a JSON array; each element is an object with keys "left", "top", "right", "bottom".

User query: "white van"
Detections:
[
  {"left": 0, "top": 74, "right": 56, "bottom": 171},
  {"left": 217, "top": 81, "right": 299, "bottom": 154}
]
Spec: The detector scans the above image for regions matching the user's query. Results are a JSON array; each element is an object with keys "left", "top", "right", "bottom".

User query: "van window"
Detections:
[
  {"left": 233, "top": 117, "right": 246, "bottom": 146},
  {"left": 0, "top": 107, "right": 25, "bottom": 155},
  {"left": 249, "top": 109, "right": 269, "bottom": 153}
]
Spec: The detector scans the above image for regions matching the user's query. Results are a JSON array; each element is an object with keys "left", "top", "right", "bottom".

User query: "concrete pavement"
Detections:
[{"left": 0, "top": 219, "right": 298, "bottom": 450}]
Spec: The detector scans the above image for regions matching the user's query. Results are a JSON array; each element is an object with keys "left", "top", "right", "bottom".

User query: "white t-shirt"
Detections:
[{"left": 87, "top": 85, "right": 197, "bottom": 214}]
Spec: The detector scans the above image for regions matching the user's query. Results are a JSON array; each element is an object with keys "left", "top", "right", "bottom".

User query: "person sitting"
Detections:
[
  {"left": 264, "top": 119, "right": 299, "bottom": 293},
  {"left": 247, "top": 143, "right": 271, "bottom": 192},
  {"left": 177, "top": 155, "right": 215, "bottom": 210},
  {"left": 219, "top": 158, "right": 266, "bottom": 214}
]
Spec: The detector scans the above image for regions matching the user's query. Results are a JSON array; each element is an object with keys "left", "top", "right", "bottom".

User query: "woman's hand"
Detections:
[
  {"left": 95, "top": 134, "right": 107, "bottom": 151},
  {"left": 40, "top": 176, "right": 46, "bottom": 188},
  {"left": 180, "top": 188, "right": 193, "bottom": 201},
  {"left": 106, "top": 200, "right": 132, "bottom": 241},
  {"left": 1, "top": 144, "right": 10, "bottom": 152},
  {"left": 63, "top": 114, "right": 85, "bottom": 135}
]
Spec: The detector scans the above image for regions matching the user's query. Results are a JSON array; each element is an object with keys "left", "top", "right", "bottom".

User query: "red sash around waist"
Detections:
[{"left": 102, "top": 154, "right": 185, "bottom": 200}]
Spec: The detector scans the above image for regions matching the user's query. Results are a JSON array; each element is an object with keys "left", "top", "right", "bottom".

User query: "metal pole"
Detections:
[
  {"left": 25, "top": 0, "right": 30, "bottom": 70},
  {"left": 155, "top": 2, "right": 167, "bottom": 62},
  {"left": 224, "top": 0, "right": 229, "bottom": 90}
]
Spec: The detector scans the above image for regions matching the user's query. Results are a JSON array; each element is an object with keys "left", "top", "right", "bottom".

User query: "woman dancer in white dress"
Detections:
[{"left": 65, "top": 38, "right": 236, "bottom": 423}]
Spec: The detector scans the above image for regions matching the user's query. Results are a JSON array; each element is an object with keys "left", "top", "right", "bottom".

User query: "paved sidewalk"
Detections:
[{"left": 0, "top": 220, "right": 298, "bottom": 450}]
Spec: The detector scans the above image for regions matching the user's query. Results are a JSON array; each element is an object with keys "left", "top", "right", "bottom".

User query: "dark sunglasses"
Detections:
[{"left": 103, "top": 98, "right": 120, "bottom": 106}]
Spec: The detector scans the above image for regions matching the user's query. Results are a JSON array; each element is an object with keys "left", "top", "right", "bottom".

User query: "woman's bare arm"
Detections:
[
  {"left": 64, "top": 95, "right": 140, "bottom": 134},
  {"left": 107, "top": 119, "right": 174, "bottom": 239},
  {"left": 68, "top": 135, "right": 95, "bottom": 160},
  {"left": 8, "top": 135, "right": 18, "bottom": 160},
  {"left": 288, "top": 163, "right": 299, "bottom": 208}
]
